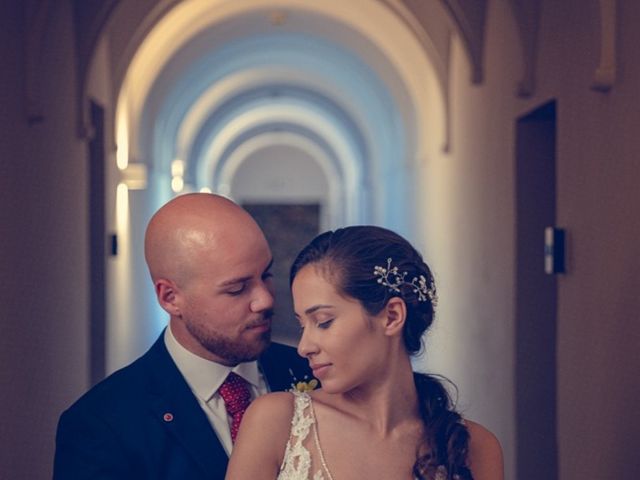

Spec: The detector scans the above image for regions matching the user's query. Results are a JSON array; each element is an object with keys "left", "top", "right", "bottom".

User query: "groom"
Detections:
[{"left": 53, "top": 194, "right": 310, "bottom": 479}]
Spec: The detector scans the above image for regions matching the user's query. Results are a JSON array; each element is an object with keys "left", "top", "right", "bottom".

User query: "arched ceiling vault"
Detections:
[
  {"left": 100, "top": 0, "right": 451, "bottom": 225},
  {"left": 31, "top": 0, "right": 584, "bottom": 136},
  {"left": 99, "top": 2, "right": 445, "bottom": 235},
  {"left": 77, "top": 0, "right": 456, "bottom": 146}
]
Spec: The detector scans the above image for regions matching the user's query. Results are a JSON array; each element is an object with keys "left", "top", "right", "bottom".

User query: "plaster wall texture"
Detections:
[
  {"left": 530, "top": 1, "right": 640, "bottom": 478},
  {"left": 0, "top": 2, "right": 89, "bottom": 479}
]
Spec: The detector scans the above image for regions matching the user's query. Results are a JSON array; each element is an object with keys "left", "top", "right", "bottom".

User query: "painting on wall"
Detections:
[{"left": 242, "top": 203, "right": 320, "bottom": 344}]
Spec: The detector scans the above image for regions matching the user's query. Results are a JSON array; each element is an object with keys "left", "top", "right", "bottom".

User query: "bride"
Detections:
[{"left": 226, "top": 226, "right": 503, "bottom": 480}]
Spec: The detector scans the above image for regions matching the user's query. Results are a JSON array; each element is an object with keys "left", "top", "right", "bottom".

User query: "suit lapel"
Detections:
[
  {"left": 259, "top": 343, "right": 290, "bottom": 392},
  {"left": 142, "top": 335, "right": 228, "bottom": 477},
  {"left": 137, "top": 336, "right": 313, "bottom": 477},
  {"left": 260, "top": 342, "right": 314, "bottom": 392}
]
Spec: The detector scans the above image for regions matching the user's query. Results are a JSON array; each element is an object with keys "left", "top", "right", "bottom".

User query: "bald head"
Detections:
[{"left": 144, "top": 193, "right": 265, "bottom": 286}]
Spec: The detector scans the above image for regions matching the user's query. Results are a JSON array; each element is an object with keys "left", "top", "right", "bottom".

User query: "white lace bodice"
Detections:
[
  {"left": 277, "top": 391, "right": 331, "bottom": 480},
  {"left": 276, "top": 391, "right": 448, "bottom": 480}
]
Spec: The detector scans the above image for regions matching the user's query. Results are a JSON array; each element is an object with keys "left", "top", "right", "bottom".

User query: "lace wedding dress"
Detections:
[
  {"left": 277, "top": 391, "right": 332, "bottom": 480},
  {"left": 276, "top": 391, "right": 448, "bottom": 480}
]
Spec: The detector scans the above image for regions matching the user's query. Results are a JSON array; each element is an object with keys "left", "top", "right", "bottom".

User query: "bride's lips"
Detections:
[{"left": 310, "top": 363, "right": 332, "bottom": 378}]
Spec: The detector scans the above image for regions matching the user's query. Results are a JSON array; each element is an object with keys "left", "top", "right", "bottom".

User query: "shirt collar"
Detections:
[{"left": 164, "top": 325, "right": 262, "bottom": 402}]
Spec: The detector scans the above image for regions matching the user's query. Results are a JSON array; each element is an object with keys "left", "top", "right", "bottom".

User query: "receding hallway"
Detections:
[{"left": 1, "top": 1, "right": 639, "bottom": 479}]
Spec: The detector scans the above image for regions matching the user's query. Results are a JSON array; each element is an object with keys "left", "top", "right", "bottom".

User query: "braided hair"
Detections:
[{"left": 290, "top": 226, "right": 473, "bottom": 480}]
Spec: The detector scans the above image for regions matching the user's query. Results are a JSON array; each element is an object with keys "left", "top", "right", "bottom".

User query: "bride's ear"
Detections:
[{"left": 381, "top": 297, "right": 407, "bottom": 337}]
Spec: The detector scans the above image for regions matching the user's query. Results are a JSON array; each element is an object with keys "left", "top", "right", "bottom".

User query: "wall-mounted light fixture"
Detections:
[
  {"left": 119, "top": 163, "right": 147, "bottom": 190},
  {"left": 544, "top": 227, "right": 566, "bottom": 274},
  {"left": 171, "top": 159, "right": 185, "bottom": 193}
]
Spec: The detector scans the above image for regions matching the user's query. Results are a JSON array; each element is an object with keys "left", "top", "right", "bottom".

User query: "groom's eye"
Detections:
[{"left": 226, "top": 284, "right": 246, "bottom": 295}]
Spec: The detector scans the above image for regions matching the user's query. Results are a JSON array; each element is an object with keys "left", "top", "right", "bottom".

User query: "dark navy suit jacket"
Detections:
[{"left": 53, "top": 333, "right": 310, "bottom": 480}]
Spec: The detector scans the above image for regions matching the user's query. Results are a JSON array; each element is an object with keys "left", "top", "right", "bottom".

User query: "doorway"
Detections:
[
  {"left": 515, "top": 100, "right": 558, "bottom": 479},
  {"left": 88, "top": 100, "right": 106, "bottom": 386}
]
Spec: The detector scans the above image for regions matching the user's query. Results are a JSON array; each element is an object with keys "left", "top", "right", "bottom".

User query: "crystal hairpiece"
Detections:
[{"left": 373, "top": 258, "right": 437, "bottom": 306}]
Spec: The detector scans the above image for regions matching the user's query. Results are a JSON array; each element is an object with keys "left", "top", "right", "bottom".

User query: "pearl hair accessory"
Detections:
[{"left": 373, "top": 258, "right": 438, "bottom": 306}]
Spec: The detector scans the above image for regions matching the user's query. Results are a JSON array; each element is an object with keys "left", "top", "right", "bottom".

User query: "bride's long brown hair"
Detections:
[{"left": 290, "top": 226, "right": 473, "bottom": 480}]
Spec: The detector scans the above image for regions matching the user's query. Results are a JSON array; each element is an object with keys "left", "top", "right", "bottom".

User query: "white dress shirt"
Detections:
[{"left": 164, "top": 326, "right": 269, "bottom": 456}]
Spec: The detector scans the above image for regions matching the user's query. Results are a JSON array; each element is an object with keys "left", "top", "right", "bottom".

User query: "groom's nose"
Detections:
[{"left": 249, "top": 279, "right": 275, "bottom": 313}]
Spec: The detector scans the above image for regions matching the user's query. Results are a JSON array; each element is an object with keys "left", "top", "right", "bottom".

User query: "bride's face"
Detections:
[{"left": 292, "top": 263, "right": 388, "bottom": 393}]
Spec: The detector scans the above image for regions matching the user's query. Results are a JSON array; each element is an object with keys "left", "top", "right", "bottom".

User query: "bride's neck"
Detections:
[{"left": 343, "top": 354, "right": 419, "bottom": 433}]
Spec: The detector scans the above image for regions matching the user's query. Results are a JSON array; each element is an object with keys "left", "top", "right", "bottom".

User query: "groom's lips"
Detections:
[{"left": 245, "top": 318, "right": 271, "bottom": 332}]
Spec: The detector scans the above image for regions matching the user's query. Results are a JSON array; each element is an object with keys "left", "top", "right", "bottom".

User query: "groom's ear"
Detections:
[
  {"left": 381, "top": 297, "right": 406, "bottom": 337},
  {"left": 156, "top": 278, "right": 182, "bottom": 316}
]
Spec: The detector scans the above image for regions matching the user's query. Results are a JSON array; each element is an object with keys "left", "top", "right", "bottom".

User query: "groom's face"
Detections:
[{"left": 171, "top": 222, "right": 275, "bottom": 366}]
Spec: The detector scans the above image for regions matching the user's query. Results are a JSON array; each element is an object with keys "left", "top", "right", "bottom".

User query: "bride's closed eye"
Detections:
[{"left": 317, "top": 319, "right": 334, "bottom": 329}]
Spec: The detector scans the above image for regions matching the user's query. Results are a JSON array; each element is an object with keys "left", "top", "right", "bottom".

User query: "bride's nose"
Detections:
[{"left": 297, "top": 328, "right": 318, "bottom": 358}]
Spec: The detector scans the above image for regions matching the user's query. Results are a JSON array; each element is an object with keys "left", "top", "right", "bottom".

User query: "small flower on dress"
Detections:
[
  {"left": 293, "top": 379, "right": 319, "bottom": 393},
  {"left": 289, "top": 369, "right": 319, "bottom": 393}
]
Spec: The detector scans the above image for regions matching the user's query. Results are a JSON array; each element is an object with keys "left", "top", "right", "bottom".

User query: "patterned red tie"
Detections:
[{"left": 218, "top": 372, "right": 252, "bottom": 443}]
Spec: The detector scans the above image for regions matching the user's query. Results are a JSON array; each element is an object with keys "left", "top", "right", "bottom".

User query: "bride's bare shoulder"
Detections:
[
  {"left": 465, "top": 420, "right": 504, "bottom": 480},
  {"left": 229, "top": 392, "right": 296, "bottom": 476},
  {"left": 243, "top": 391, "right": 296, "bottom": 427}
]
